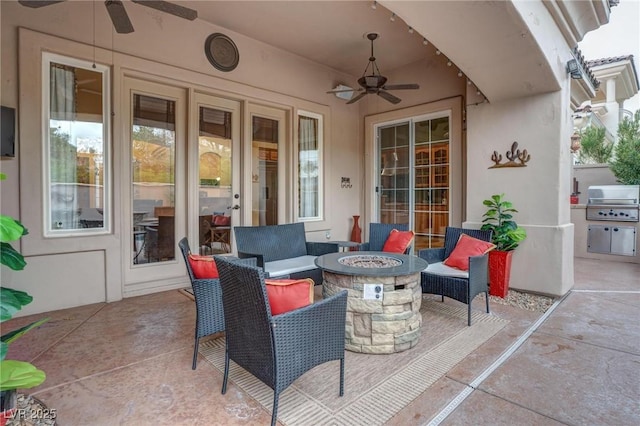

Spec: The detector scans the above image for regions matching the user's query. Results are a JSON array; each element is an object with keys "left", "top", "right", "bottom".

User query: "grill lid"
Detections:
[{"left": 587, "top": 185, "right": 640, "bottom": 206}]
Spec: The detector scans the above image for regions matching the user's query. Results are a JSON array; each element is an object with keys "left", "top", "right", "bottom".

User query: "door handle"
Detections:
[{"left": 231, "top": 204, "right": 240, "bottom": 210}]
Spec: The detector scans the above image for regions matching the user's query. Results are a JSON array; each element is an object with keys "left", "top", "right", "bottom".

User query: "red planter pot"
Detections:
[
  {"left": 488, "top": 250, "right": 513, "bottom": 298},
  {"left": 0, "top": 390, "right": 17, "bottom": 426}
]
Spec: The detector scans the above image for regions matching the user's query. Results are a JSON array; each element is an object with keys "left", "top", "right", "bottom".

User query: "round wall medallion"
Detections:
[{"left": 204, "top": 33, "right": 239, "bottom": 72}]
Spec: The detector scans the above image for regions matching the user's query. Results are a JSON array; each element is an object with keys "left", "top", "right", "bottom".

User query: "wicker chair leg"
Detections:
[
  {"left": 467, "top": 303, "right": 472, "bottom": 327},
  {"left": 222, "top": 352, "right": 230, "bottom": 394},
  {"left": 441, "top": 294, "right": 444, "bottom": 302},
  {"left": 271, "top": 392, "right": 280, "bottom": 426},
  {"left": 339, "top": 358, "right": 345, "bottom": 397},
  {"left": 192, "top": 337, "right": 200, "bottom": 370},
  {"left": 485, "top": 291, "right": 490, "bottom": 314}
]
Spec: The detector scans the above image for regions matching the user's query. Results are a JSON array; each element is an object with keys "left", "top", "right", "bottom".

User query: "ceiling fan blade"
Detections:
[
  {"left": 382, "top": 83, "right": 420, "bottom": 91},
  {"left": 377, "top": 90, "right": 402, "bottom": 105},
  {"left": 18, "top": 0, "right": 65, "bottom": 8},
  {"left": 131, "top": 0, "right": 198, "bottom": 20},
  {"left": 346, "top": 92, "right": 367, "bottom": 105},
  {"left": 105, "top": 0, "right": 134, "bottom": 34}
]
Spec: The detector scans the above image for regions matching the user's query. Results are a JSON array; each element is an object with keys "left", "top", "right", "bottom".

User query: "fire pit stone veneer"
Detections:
[{"left": 317, "top": 252, "right": 427, "bottom": 354}]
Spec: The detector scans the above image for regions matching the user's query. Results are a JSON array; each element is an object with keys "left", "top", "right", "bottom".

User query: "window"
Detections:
[
  {"left": 298, "top": 111, "right": 323, "bottom": 221},
  {"left": 43, "top": 53, "right": 110, "bottom": 235}
]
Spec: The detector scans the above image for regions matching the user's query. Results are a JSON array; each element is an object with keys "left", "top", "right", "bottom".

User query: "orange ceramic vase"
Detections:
[{"left": 350, "top": 215, "right": 362, "bottom": 243}]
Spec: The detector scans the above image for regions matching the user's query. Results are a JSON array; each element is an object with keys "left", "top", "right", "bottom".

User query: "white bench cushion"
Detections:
[
  {"left": 424, "top": 261, "right": 469, "bottom": 279},
  {"left": 264, "top": 255, "right": 318, "bottom": 277}
]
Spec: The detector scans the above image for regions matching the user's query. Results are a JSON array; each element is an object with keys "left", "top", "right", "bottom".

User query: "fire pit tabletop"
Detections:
[{"left": 315, "top": 251, "right": 428, "bottom": 277}]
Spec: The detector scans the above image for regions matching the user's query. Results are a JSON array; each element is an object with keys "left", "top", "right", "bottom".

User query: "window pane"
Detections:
[
  {"left": 298, "top": 115, "right": 319, "bottom": 219},
  {"left": 252, "top": 115, "right": 278, "bottom": 226},
  {"left": 199, "top": 106, "right": 232, "bottom": 254},
  {"left": 132, "top": 94, "right": 176, "bottom": 264},
  {"left": 48, "top": 61, "right": 106, "bottom": 233}
]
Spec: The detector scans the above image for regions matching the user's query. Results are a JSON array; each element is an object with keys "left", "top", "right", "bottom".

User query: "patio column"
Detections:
[{"left": 465, "top": 87, "right": 575, "bottom": 297}]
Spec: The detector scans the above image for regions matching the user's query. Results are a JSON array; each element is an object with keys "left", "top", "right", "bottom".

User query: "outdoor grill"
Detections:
[{"left": 586, "top": 185, "right": 640, "bottom": 222}]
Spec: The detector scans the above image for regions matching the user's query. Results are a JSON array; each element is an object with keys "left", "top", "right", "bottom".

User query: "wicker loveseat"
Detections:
[{"left": 233, "top": 223, "right": 338, "bottom": 285}]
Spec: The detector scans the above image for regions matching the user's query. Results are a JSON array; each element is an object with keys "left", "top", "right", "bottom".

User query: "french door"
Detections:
[
  {"left": 191, "top": 93, "right": 241, "bottom": 254},
  {"left": 247, "top": 104, "right": 287, "bottom": 226},
  {"left": 377, "top": 114, "right": 452, "bottom": 251}
]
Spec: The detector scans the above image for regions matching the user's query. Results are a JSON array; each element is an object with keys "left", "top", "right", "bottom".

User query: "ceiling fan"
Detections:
[
  {"left": 18, "top": 0, "right": 198, "bottom": 34},
  {"left": 327, "top": 33, "right": 419, "bottom": 105}
]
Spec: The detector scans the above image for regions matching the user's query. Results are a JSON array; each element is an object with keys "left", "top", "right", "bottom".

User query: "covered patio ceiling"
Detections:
[{"left": 187, "top": 0, "right": 560, "bottom": 102}]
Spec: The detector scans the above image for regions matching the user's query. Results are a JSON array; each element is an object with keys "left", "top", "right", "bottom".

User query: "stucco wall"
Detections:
[
  {"left": 1, "top": 1, "right": 468, "bottom": 314},
  {"left": 1, "top": 1, "right": 366, "bottom": 313},
  {"left": 572, "top": 164, "right": 617, "bottom": 204},
  {"left": 1, "top": 0, "right": 583, "bottom": 313}
]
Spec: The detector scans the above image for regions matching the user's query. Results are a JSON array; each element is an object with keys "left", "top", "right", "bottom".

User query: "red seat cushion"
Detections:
[
  {"left": 443, "top": 234, "right": 496, "bottom": 271},
  {"left": 264, "top": 278, "right": 314, "bottom": 315},
  {"left": 188, "top": 254, "right": 219, "bottom": 279},
  {"left": 382, "top": 229, "right": 415, "bottom": 253}
]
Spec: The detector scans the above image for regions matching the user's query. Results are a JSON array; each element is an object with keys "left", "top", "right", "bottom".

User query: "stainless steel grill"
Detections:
[{"left": 586, "top": 185, "right": 639, "bottom": 222}]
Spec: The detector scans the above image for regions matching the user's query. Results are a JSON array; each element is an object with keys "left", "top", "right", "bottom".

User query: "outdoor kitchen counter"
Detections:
[
  {"left": 316, "top": 252, "right": 428, "bottom": 354},
  {"left": 571, "top": 205, "right": 639, "bottom": 264}
]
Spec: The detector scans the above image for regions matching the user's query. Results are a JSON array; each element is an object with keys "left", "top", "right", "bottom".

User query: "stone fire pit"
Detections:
[{"left": 315, "top": 252, "right": 428, "bottom": 354}]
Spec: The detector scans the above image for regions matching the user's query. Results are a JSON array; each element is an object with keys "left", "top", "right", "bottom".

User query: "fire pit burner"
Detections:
[{"left": 338, "top": 255, "right": 402, "bottom": 268}]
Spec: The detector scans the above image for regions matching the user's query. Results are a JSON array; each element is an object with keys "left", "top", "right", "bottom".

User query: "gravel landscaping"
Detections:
[{"left": 485, "top": 289, "right": 556, "bottom": 313}]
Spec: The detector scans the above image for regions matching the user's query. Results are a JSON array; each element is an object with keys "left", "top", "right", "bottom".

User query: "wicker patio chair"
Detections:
[
  {"left": 418, "top": 227, "right": 493, "bottom": 326},
  {"left": 358, "top": 222, "right": 412, "bottom": 254},
  {"left": 215, "top": 257, "right": 348, "bottom": 426},
  {"left": 178, "top": 237, "right": 256, "bottom": 370}
]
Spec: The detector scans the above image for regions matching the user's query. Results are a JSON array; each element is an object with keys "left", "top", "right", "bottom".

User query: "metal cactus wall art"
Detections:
[{"left": 489, "top": 141, "right": 531, "bottom": 168}]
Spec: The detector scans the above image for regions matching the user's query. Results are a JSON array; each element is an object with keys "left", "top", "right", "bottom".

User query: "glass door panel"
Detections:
[
  {"left": 198, "top": 106, "right": 233, "bottom": 254},
  {"left": 413, "top": 117, "right": 450, "bottom": 251},
  {"left": 379, "top": 123, "right": 410, "bottom": 225},
  {"left": 132, "top": 94, "right": 176, "bottom": 264},
  {"left": 251, "top": 112, "right": 284, "bottom": 226}
]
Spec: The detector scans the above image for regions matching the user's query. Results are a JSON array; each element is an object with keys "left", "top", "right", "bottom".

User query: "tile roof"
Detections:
[
  {"left": 573, "top": 48, "right": 600, "bottom": 89},
  {"left": 586, "top": 55, "right": 634, "bottom": 67}
]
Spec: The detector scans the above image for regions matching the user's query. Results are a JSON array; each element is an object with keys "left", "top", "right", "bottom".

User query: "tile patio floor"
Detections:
[{"left": 4, "top": 257, "right": 639, "bottom": 425}]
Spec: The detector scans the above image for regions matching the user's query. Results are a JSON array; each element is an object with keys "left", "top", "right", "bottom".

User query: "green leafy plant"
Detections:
[
  {"left": 0, "top": 173, "right": 47, "bottom": 393},
  {"left": 577, "top": 126, "right": 613, "bottom": 164},
  {"left": 610, "top": 110, "right": 640, "bottom": 185},
  {"left": 481, "top": 194, "right": 527, "bottom": 251}
]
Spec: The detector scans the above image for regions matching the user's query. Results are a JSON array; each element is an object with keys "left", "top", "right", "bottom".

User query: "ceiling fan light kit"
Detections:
[
  {"left": 332, "top": 85, "right": 355, "bottom": 101},
  {"left": 326, "top": 32, "right": 419, "bottom": 105}
]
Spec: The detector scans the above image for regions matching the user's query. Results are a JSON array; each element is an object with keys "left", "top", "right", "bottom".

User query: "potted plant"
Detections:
[
  {"left": 0, "top": 173, "right": 48, "bottom": 424},
  {"left": 480, "top": 194, "right": 527, "bottom": 298}
]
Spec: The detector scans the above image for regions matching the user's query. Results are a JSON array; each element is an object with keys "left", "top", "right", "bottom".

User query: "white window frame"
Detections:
[
  {"left": 296, "top": 110, "right": 324, "bottom": 222},
  {"left": 42, "top": 52, "right": 111, "bottom": 237}
]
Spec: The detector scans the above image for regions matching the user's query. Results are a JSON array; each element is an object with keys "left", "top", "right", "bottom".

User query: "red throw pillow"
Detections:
[
  {"left": 443, "top": 234, "right": 496, "bottom": 271},
  {"left": 382, "top": 229, "right": 415, "bottom": 253},
  {"left": 213, "top": 215, "right": 231, "bottom": 226},
  {"left": 188, "top": 254, "right": 219, "bottom": 279},
  {"left": 264, "top": 278, "right": 314, "bottom": 315}
]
